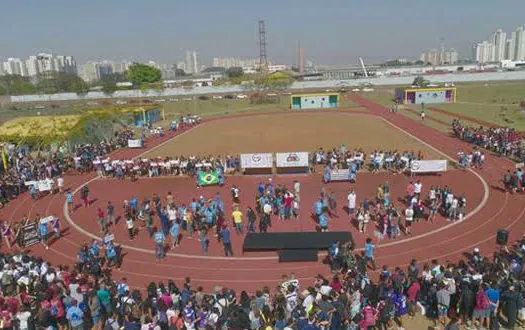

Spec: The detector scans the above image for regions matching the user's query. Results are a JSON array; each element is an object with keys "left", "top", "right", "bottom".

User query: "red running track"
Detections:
[{"left": 0, "top": 100, "right": 523, "bottom": 294}]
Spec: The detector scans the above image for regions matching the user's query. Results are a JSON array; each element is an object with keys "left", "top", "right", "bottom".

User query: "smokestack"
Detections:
[{"left": 297, "top": 41, "right": 304, "bottom": 74}]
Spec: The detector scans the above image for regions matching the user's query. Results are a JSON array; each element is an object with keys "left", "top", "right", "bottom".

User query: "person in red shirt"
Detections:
[
  {"left": 406, "top": 181, "right": 415, "bottom": 203},
  {"left": 96, "top": 208, "right": 105, "bottom": 232},
  {"left": 329, "top": 275, "right": 343, "bottom": 291},
  {"left": 50, "top": 294, "right": 66, "bottom": 328},
  {"left": 407, "top": 278, "right": 421, "bottom": 319}
]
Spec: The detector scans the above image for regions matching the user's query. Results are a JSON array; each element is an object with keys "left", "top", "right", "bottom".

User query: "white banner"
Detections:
[
  {"left": 25, "top": 179, "right": 54, "bottom": 192},
  {"left": 240, "top": 153, "right": 273, "bottom": 169},
  {"left": 330, "top": 169, "right": 350, "bottom": 181},
  {"left": 410, "top": 160, "right": 447, "bottom": 173},
  {"left": 276, "top": 152, "right": 309, "bottom": 168},
  {"left": 127, "top": 139, "right": 143, "bottom": 148}
]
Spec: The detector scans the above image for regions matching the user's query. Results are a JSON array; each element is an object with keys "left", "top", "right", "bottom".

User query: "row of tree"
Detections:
[
  {"left": 0, "top": 63, "right": 296, "bottom": 96},
  {"left": 0, "top": 63, "right": 165, "bottom": 96}
]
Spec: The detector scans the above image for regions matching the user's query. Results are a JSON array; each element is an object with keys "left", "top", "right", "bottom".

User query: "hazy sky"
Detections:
[{"left": 1, "top": 0, "right": 525, "bottom": 65}]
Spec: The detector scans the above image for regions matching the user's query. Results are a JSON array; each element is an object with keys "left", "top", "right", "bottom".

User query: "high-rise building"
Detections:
[
  {"left": 79, "top": 61, "right": 100, "bottom": 82},
  {"left": 515, "top": 26, "right": 525, "bottom": 61},
  {"left": 443, "top": 49, "right": 459, "bottom": 64},
  {"left": 2, "top": 58, "right": 27, "bottom": 76},
  {"left": 212, "top": 57, "right": 259, "bottom": 69},
  {"left": 475, "top": 41, "right": 495, "bottom": 63},
  {"left": 507, "top": 31, "right": 517, "bottom": 60},
  {"left": 185, "top": 51, "right": 199, "bottom": 74},
  {"left": 492, "top": 29, "right": 507, "bottom": 62},
  {"left": 420, "top": 48, "right": 458, "bottom": 65}
]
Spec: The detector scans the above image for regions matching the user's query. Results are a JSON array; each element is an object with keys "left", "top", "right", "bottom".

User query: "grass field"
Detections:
[
  {"left": 143, "top": 112, "right": 439, "bottom": 158},
  {"left": 0, "top": 114, "right": 82, "bottom": 136},
  {"left": 363, "top": 80, "right": 525, "bottom": 130}
]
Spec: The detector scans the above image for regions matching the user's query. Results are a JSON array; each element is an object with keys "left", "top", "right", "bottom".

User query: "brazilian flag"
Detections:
[{"left": 197, "top": 170, "right": 219, "bottom": 186}]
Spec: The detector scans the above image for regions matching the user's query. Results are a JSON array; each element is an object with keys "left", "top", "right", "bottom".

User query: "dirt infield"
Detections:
[{"left": 143, "top": 112, "right": 440, "bottom": 158}]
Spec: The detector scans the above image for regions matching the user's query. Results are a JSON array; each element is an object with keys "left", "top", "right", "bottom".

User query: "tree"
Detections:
[
  {"left": 36, "top": 72, "right": 89, "bottom": 94},
  {"left": 98, "top": 72, "right": 127, "bottom": 94},
  {"left": 0, "top": 75, "right": 37, "bottom": 95},
  {"left": 412, "top": 76, "right": 429, "bottom": 87},
  {"left": 126, "top": 63, "right": 161, "bottom": 86},
  {"left": 226, "top": 67, "right": 244, "bottom": 78},
  {"left": 175, "top": 68, "right": 187, "bottom": 77},
  {"left": 253, "top": 72, "right": 295, "bottom": 91}
]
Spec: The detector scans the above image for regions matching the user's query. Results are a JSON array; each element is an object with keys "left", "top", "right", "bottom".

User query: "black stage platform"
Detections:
[{"left": 243, "top": 231, "right": 353, "bottom": 262}]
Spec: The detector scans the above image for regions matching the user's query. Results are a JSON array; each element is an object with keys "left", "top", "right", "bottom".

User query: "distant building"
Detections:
[
  {"left": 475, "top": 41, "right": 495, "bottom": 64},
  {"left": 185, "top": 50, "right": 199, "bottom": 74},
  {"left": 515, "top": 26, "right": 525, "bottom": 61},
  {"left": 420, "top": 49, "right": 458, "bottom": 65},
  {"left": 2, "top": 58, "right": 27, "bottom": 76},
  {"left": 492, "top": 29, "right": 507, "bottom": 62},
  {"left": 212, "top": 56, "right": 259, "bottom": 68},
  {"left": 1, "top": 53, "right": 77, "bottom": 77}
]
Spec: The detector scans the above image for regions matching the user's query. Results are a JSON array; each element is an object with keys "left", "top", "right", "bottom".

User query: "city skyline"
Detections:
[{"left": 1, "top": 0, "right": 525, "bottom": 66}]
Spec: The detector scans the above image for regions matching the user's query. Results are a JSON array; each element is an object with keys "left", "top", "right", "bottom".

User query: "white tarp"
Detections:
[
  {"left": 240, "top": 153, "right": 273, "bottom": 169},
  {"left": 410, "top": 160, "right": 447, "bottom": 173},
  {"left": 330, "top": 169, "right": 350, "bottom": 181},
  {"left": 128, "top": 139, "right": 143, "bottom": 148},
  {"left": 25, "top": 179, "right": 54, "bottom": 192},
  {"left": 276, "top": 152, "right": 309, "bottom": 168}
]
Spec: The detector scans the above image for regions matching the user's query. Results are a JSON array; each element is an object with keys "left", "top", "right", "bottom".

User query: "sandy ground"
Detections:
[{"left": 143, "top": 112, "right": 440, "bottom": 158}]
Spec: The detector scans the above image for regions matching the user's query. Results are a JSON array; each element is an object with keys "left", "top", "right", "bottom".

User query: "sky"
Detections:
[{"left": 1, "top": 0, "right": 525, "bottom": 66}]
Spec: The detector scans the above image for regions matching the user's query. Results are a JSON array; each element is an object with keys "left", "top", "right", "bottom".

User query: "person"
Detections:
[
  {"left": 247, "top": 207, "right": 256, "bottom": 232},
  {"left": 80, "top": 185, "right": 90, "bottom": 207},
  {"left": 39, "top": 217, "right": 49, "bottom": 250},
  {"left": 199, "top": 226, "right": 209, "bottom": 255},
  {"left": 501, "top": 285, "right": 522, "bottom": 329},
  {"left": 437, "top": 283, "right": 451, "bottom": 326},
  {"left": 232, "top": 207, "right": 243, "bottom": 234},
  {"left": 66, "top": 300, "right": 84, "bottom": 330},
  {"left": 66, "top": 191, "right": 74, "bottom": 212},
  {"left": 107, "top": 201, "right": 115, "bottom": 225},
  {"left": 57, "top": 176, "right": 64, "bottom": 193},
  {"left": 364, "top": 238, "right": 376, "bottom": 270},
  {"left": 221, "top": 224, "right": 234, "bottom": 256},
  {"left": 50, "top": 215, "right": 60, "bottom": 240},
  {"left": 404, "top": 206, "right": 414, "bottom": 235},
  {"left": 294, "top": 180, "right": 300, "bottom": 202},
  {"left": 171, "top": 220, "right": 181, "bottom": 247},
  {"left": 154, "top": 227, "right": 166, "bottom": 261},
  {"left": 126, "top": 214, "right": 134, "bottom": 240}
]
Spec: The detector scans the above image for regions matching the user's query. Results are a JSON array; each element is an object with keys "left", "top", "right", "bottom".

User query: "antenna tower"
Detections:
[{"left": 258, "top": 20, "right": 268, "bottom": 71}]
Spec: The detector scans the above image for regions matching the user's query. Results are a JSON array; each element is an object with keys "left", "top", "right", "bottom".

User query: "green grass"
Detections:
[
  {"left": 361, "top": 80, "right": 525, "bottom": 130},
  {"left": 437, "top": 81, "right": 525, "bottom": 129}
]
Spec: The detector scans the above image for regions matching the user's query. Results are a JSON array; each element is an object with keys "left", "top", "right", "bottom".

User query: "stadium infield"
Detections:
[{"left": 0, "top": 102, "right": 522, "bottom": 305}]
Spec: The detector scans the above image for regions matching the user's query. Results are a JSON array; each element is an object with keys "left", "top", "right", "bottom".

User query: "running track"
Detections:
[{"left": 0, "top": 96, "right": 522, "bottom": 293}]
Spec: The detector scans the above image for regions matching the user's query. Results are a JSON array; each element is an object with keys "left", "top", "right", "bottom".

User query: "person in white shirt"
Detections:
[
  {"left": 57, "top": 177, "right": 64, "bottom": 193},
  {"left": 405, "top": 207, "right": 414, "bottom": 234},
  {"left": 449, "top": 197, "right": 459, "bottom": 221},
  {"left": 347, "top": 190, "right": 357, "bottom": 216},
  {"left": 414, "top": 180, "right": 423, "bottom": 196},
  {"left": 294, "top": 181, "right": 300, "bottom": 202},
  {"left": 16, "top": 308, "right": 32, "bottom": 330}
]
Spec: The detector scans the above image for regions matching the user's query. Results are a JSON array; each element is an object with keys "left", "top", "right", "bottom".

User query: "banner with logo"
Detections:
[
  {"left": 276, "top": 152, "right": 309, "bottom": 168},
  {"left": 25, "top": 179, "right": 54, "bottom": 192},
  {"left": 410, "top": 160, "right": 447, "bottom": 173},
  {"left": 329, "top": 169, "right": 351, "bottom": 181},
  {"left": 197, "top": 170, "right": 219, "bottom": 186},
  {"left": 240, "top": 153, "right": 273, "bottom": 169},
  {"left": 128, "top": 139, "right": 143, "bottom": 148}
]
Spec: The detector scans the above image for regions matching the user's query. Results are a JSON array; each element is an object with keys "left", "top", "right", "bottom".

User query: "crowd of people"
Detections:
[
  {"left": 0, "top": 126, "right": 139, "bottom": 207},
  {"left": 0, "top": 223, "right": 524, "bottom": 329},
  {"left": 93, "top": 156, "right": 225, "bottom": 181},
  {"left": 312, "top": 147, "right": 424, "bottom": 173},
  {"left": 452, "top": 120, "right": 524, "bottom": 161}
]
